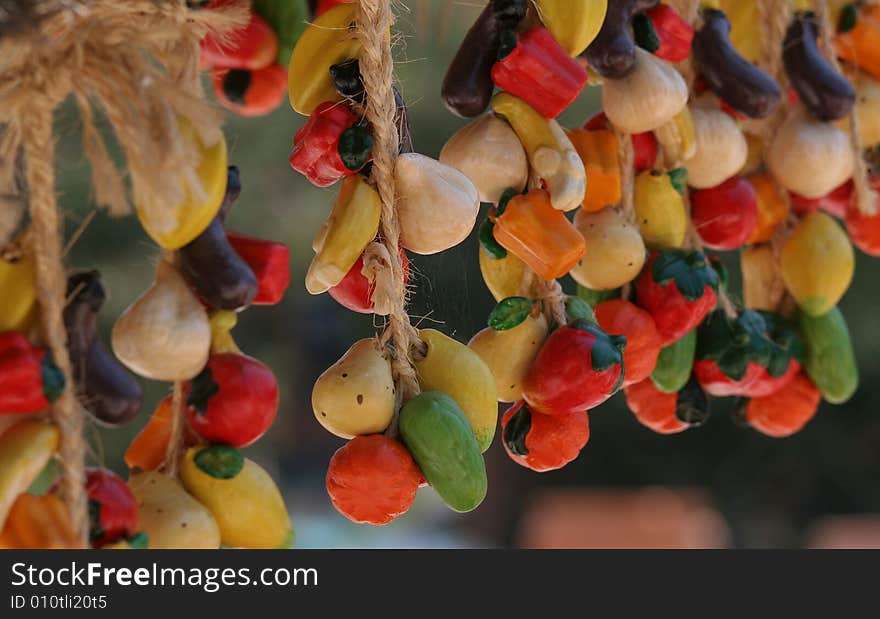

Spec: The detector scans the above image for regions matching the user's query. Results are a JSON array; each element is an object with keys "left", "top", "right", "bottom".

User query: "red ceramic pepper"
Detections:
[
  {"left": 0, "top": 331, "right": 64, "bottom": 415},
  {"left": 226, "top": 232, "right": 291, "bottom": 305},
  {"left": 691, "top": 176, "right": 758, "bottom": 250},
  {"left": 200, "top": 2, "right": 279, "bottom": 71},
  {"left": 212, "top": 64, "right": 288, "bottom": 117},
  {"left": 635, "top": 249, "right": 719, "bottom": 346},
  {"left": 184, "top": 353, "right": 279, "bottom": 448},
  {"left": 522, "top": 319, "right": 626, "bottom": 416},
  {"left": 491, "top": 27, "right": 588, "bottom": 119},
  {"left": 644, "top": 4, "right": 694, "bottom": 62},
  {"left": 583, "top": 111, "right": 656, "bottom": 172},
  {"left": 289, "top": 101, "right": 374, "bottom": 187},
  {"left": 84, "top": 468, "right": 138, "bottom": 548},
  {"left": 790, "top": 179, "right": 853, "bottom": 219},
  {"left": 501, "top": 401, "right": 590, "bottom": 472},
  {"left": 328, "top": 249, "right": 410, "bottom": 314}
]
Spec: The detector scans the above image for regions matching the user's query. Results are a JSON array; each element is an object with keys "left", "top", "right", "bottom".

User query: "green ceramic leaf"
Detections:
[
  {"left": 488, "top": 297, "right": 533, "bottom": 331},
  {"left": 652, "top": 249, "right": 719, "bottom": 301},
  {"left": 478, "top": 219, "right": 507, "bottom": 259},
  {"left": 633, "top": 13, "right": 661, "bottom": 53}
]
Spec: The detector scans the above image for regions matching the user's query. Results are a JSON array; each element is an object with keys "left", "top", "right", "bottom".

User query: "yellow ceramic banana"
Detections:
[
  {"left": 135, "top": 120, "right": 228, "bottom": 250},
  {"left": 306, "top": 175, "right": 381, "bottom": 295},
  {"left": 0, "top": 420, "right": 59, "bottom": 529},
  {"left": 492, "top": 92, "right": 585, "bottom": 212},
  {"left": 534, "top": 0, "right": 608, "bottom": 57},
  {"left": 0, "top": 240, "right": 37, "bottom": 333},
  {"left": 288, "top": 3, "right": 361, "bottom": 116}
]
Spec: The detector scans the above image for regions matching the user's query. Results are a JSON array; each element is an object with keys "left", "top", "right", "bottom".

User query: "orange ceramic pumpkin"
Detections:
[
  {"left": 326, "top": 434, "right": 422, "bottom": 526},
  {"left": 744, "top": 372, "right": 821, "bottom": 438},
  {"left": 501, "top": 401, "right": 590, "bottom": 472},
  {"left": 595, "top": 299, "right": 662, "bottom": 387}
]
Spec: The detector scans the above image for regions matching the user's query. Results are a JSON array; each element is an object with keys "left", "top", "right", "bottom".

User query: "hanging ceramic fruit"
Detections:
[
  {"left": 571, "top": 207, "right": 646, "bottom": 290},
  {"left": 0, "top": 331, "right": 64, "bottom": 414},
  {"left": 129, "top": 472, "right": 220, "bottom": 550},
  {"left": 740, "top": 373, "right": 821, "bottom": 438},
  {"left": 326, "top": 434, "right": 422, "bottom": 526},
  {"left": 798, "top": 307, "right": 858, "bottom": 404},
  {"left": 635, "top": 249, "right": 719, "bottom": 345},
  {"left": 594, "top": 300, "right": 661, "bottom": 387},
  {"left": 180, "top": 445, "right": 293, "bottom": 549},
  {"left": 522, "top": 319, "right": 626, "bottom": 415},
  {"left": 500, "top": 401, "right": 590, "bottom": 472},
  {"left": 625, "top": 377, "right": 709, "bottom": 435}
]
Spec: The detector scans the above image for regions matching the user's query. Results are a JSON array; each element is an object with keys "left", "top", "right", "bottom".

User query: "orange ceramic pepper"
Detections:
[
  {"left": 836, "top": 6, "right": 880, "bottom": 82},
  {"left": 124, "top": 396, "right": 173, "bottom": 472},
  {"left": 491, "top": 189, "right": 586, "bottom": 280},
  {"left": 0, "top": 494, "right": 80, "bottom": 549},
  {"left": 746, "top": 174, "right": 789, "bottom": 244},
  {"left": 566, "top": 128, "right": 621, "bottom": 212}
]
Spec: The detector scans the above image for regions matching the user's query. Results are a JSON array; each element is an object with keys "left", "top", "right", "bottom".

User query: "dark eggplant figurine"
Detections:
[
  {"left": 583, "top": 0, "right": 659, "bottom": 79},
  {"left": 692, "top": 8, "right": 782, "bottom": 119},
  {"left": 329, "top": 58, "right": 413, "bottom": 153},
  {"left": 63, "top": 271, "right": 143, "bottom": 426},
  {"left": 178, "top": 166, "right": 258, "bottom": 310},
  {"left": 783, "top": 11, "right": 856, "bottom": 121},
  {"left": 441, "top": 0, "right": 527, "bottom": 117}
]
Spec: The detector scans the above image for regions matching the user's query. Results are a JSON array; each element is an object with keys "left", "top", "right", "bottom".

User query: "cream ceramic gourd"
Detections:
[
  {"left": 439, "top": 114, "right": 528, "bottom": 204},
  {"left": 767, "top": 107, "right": 855, "bottom": 198},
  {"left": 395, "top": 153, "right": 480, "bottom": 255},
  {"left": 603, "top": 48, "right": 689, "bottom": 134},
  {"left": 129, "top": 472, "right": 221, "bottom": 549},
  {"left": 683, "top": 105, "right": 748, "bottom": 189},
  {"left": 111, "top": 260, "right": 211, "bottom": 381},
  {"left": 312, "top": 338, "right": 395, "bottom": 439}
]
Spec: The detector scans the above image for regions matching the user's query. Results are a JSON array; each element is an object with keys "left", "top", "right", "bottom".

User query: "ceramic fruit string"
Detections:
[
  {"left": 199, "top": 0, "right": 309, "bottom": 117},
  {"left": 289, "top": 0, "right": 494, "bottom": 526},
  {"left": 0, "top": 0, "right": 244, "bottom": 547},
  {"left": 117, "top": 164, "right": 294, "bottom": 549}
]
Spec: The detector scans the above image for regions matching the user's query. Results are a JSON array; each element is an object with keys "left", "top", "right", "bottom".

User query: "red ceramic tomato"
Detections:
[
  {"left": 185, "top": 353, "right": 279, "bottom": 448},
  {"left": 501, "top": 401, "right": 590, "bottom": 472},
  {"left": 328, "top": 249, "right": 410, "bottom": 314},
  {"left": 522, "top": 319, "right": 626, "bottom": 415},
  {"left": 624, "top": 378, "right": 709, "bottom": 435},
  {"left": 691, "top": 177, "right": 758, "bottom": 250},
  {"left": 635, "top": 249, "right": 719, "bottom": 346},
  {"left": 594, "top": 300, "right": 662, "bottom": 387},
  {"left": 744, "top": 372, "right": 821, "bottom": 437},
  {"left": 84, "top": 468, "right": 138, "bottom": 548},
  {"left": 326, "top": 434, "right": 422, "bottom": 525},
  {"left": 212, "top": 64, "right": 288, "bottom": 117},
  {"left": 790, "top": 180, "right": 853, "bottom": 219}
]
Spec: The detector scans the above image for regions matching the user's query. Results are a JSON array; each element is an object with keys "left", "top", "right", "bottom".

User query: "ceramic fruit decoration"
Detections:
[
  {"left": 500, "top": 401, "right": 590, "bottom": 472},
  {"left": 625, "top": 377, "right": 709, "bottom": 435},
  {"left": 197, "top": 0, "right": 305, "bottom": 116},
  {"left": 290, "top": 2, "right": 501, "bottom": 527}
]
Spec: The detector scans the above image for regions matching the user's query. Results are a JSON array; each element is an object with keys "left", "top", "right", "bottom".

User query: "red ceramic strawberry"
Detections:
[
  {"left": 522, "top": 319, "right": 626, "bottom": 415},
  {"left": 635, "top": 249, "right": 719, "bottom": 346},
  {"left": 694, "top": 310, "right": 802, "bottom": 398}
]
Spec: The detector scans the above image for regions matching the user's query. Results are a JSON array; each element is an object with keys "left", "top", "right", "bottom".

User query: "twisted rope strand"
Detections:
[{"left": 357, "top": 0, "right": 422, "bottom": 408}]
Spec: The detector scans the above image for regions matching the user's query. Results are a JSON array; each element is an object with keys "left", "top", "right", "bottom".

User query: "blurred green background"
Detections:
[{"left": 52, "top": 0, "right": 880, "bottom": 548}]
